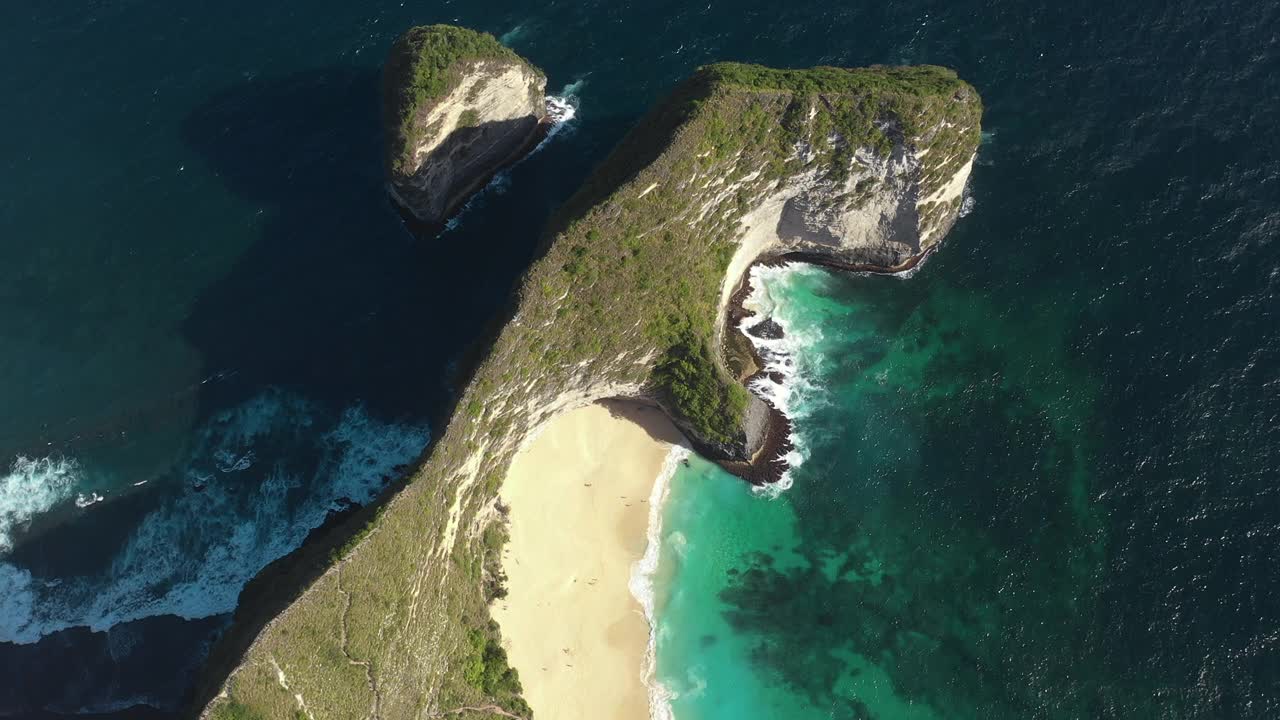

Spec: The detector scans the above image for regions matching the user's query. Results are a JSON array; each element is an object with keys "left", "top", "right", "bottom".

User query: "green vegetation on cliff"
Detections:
[
  {"left": 203, "top": 62, "right": 979, "bottom": 720},
  {"left": 534, "top": 63, "right": 980, "bottom": 445},
  {"left": 382, "top": 25, "right": 537, "bottom": 174}
]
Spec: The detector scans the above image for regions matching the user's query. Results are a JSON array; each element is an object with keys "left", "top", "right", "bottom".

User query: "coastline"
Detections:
[
  {"left": 389, "top": 94, "right": 574, "bottom": 238},
  {"left": 491, "top": 401, "right": 685, "bottom": 720},
  {"left": 196, "top": 65, "right": 980, "bottom": 718},
  {"left": 719, "top": 247, "right": 937, "bottom": 486}
]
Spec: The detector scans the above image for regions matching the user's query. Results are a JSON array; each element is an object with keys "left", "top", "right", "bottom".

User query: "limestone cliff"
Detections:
[
  {"left": 383, "top": 25, "right": 547, "bottom": 227},
  {"left": 199, "top": 63, "right": 980, "bottom": 720}
]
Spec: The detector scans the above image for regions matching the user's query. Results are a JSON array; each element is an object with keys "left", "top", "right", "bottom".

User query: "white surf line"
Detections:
[
  {"left": 737, "top": 263, "right": 813, "bottom": 496},
  {"left": 0, "top": 454, "right": 81, "bottom": 554},
  {"left": 629, "top": 444, "right": 689, "bottom": 720}
]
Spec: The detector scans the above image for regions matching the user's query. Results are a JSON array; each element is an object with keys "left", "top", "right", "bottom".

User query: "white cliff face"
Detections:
[
  {"left": 390, "top": 60, "right": 547, "bottom": 224},
  {"left": 719, "top": 125, "right": 977, "bottom": 317},
  {"left": 917, "top": 154, "right": 975, "bottom": 247}
]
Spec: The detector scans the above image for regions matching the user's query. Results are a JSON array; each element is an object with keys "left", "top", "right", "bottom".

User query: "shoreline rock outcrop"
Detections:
[
  {"left": 382, "top": 25, "right": 548, "bottom": 229},
  {"left": 198, "top": 62, "right": 980, "bottom": 720}
]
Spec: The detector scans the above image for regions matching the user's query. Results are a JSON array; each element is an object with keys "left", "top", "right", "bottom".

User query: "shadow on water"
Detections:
[
  {"left": 173, "top": 66, "right": 635, "bottom": 716},
  {"left": 182, "top": 66, "right": 494, "bottom": 422}
]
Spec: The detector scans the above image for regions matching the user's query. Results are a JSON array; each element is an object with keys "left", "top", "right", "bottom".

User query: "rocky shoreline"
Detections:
[
  {"left": 720, "top": 269, "right": 791, "bottom": 485},
  {"left": 199, "top": 58, "right": 980, "bottom": 718},
  {"left": 185, "top": 247, "right": 944, "bottom": 716},
  {"left": 719, "top": 245, "right": 941, "bottom": 485}
]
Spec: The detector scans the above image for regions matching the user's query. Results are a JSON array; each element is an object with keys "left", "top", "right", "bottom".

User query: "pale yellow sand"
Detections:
[{"left": 492, "top": 401, "right": 683, "bottom": 720}]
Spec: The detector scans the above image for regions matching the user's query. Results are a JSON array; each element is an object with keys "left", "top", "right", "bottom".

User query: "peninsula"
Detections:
[
  {"left": 200, "top": 59, "right": 980, "bottom": 719},
  {"left": 383, "top": 25, "right": 549, "bottom": 228}
]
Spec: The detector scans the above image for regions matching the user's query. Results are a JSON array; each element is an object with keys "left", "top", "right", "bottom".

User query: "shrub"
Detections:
[{"left": 383, "top": 25, "right": 537, "bottom": 173}]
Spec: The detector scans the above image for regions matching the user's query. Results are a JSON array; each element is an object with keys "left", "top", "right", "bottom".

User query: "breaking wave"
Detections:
[
  {"left": 736, "top": 263, "right": 829, "bottom": 495},
  {"left": 443, "top": 83, "right": 582, "bottom": 233},
  {"left": 0, "top": 389, "right": 427, "bottom": 644},
  {"left": 499, "top": 24, "right": 529, "bottom": 45},
  {"left": 541, "top": 81, "right": 583, "bottom": 144}
]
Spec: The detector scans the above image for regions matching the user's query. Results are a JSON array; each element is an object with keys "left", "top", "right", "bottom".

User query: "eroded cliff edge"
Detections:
[
  {"left": 200, "top": 63, "right": 980, "bottom": 719},
  {"left": 383, "top": 25, "right": 548, "bottom": 228}
]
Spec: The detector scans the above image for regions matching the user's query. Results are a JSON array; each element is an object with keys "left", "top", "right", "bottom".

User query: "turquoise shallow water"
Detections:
[
  {"left": 2, "top": 0, "right": 1278, "bottom": 715},
  {"left": 657, "top": 454, "right": 936, "bottom": 720},
  {"left": 653, "top": 255, "right": 1201, "bottom": 718}
]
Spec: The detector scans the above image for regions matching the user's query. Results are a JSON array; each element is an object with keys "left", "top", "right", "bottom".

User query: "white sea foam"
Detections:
[
  {"left": 75, "top": 492, "right": 104, "bottom": 509},
  {"left": 499, "top": 24, "right": 528, "bottom": 45},
  {"left": 741, "top": 260, "right": 931, "bottom": 496},
  {"left": 0, "top": 455, "right": 81, "bottom": 553},
  {"left": 540, "top": 81, "right": 583, "bottom": 146},
  {"left": 0, "top": 389, "right": 428, "bottom": 644},
  {"left": 736, "top": 263, "right": 832, "bottom": 496},
  {"left": 0, "top": 563, "right": 35, "bottom": 638},
  {"left": 443, "top": 85, "right": 582, "bottom": 232},
  {"left": 629, "top": 444, "right": 689, "bottom": 720}
]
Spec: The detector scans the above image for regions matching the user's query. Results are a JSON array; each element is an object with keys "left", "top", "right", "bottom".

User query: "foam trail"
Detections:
[
  {"left": 0, "top": 389, "right": 428, "bottom": 644},
  {"left": 0, "top": 455, "right": 81, "bottom": 553},
  {"left": 629, "top": 444, "right": 689, "bottom": 720},
  {"left": 736, "top": 263, "right": 831, "bottom": 496},
  {"left": 75, "top": 492, "right": 104, "bottom": 508}
]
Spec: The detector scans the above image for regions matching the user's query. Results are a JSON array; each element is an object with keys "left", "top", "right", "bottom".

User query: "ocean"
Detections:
[{"left": 2, "top": 0, "right": 1278, "bottom": 716}]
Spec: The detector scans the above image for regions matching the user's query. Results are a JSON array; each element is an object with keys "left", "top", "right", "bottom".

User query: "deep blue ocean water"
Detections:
[{"left": 1, "top": 0, "right": 1277, "bottom": 716}]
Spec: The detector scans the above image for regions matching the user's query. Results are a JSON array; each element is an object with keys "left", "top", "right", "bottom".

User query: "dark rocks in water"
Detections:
[{"left": 748, "top": 317, "right": 785, "bottom": 340}]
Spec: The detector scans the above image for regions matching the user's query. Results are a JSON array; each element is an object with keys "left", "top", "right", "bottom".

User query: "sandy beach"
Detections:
[{"left": 491, "top": 401, "right": 684, "bottom": 720}]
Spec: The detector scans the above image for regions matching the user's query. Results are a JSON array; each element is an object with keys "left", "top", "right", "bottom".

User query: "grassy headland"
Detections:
[{"left": 202, "top": 62, "right": 980, "bottom": 720}]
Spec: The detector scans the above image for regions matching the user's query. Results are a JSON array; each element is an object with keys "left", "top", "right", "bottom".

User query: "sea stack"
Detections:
[
  {"left": 382, "top": 25, "right": 548, "bottom": 228},
  {"left": 199, "top": 64, "right": 980, "bottom": 720}
]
